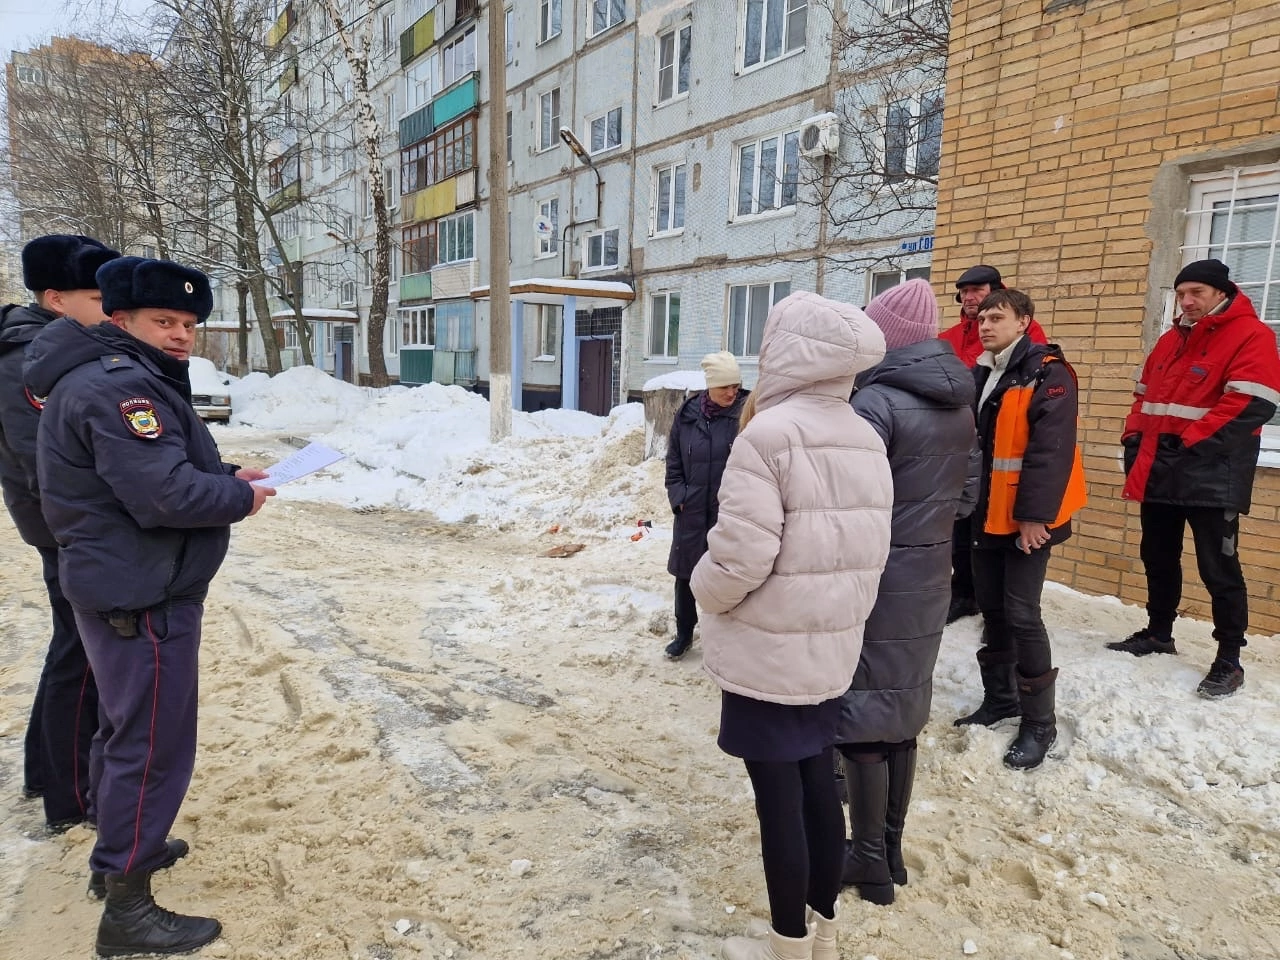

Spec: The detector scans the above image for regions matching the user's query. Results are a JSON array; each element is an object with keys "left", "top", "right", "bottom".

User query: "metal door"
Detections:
[{"left": 577, "top": 337, "right": 612, "bottom": 416}]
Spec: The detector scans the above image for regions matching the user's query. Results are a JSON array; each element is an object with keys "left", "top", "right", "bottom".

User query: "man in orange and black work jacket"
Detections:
[
  {"left": 953, "top": 289, "right": 1085, "bottom": 774},
  {"left": 941, "top": 265, "right": 1047, "bottom": 623}
]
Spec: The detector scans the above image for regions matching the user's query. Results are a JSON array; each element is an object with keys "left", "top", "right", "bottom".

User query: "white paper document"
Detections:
[{"left": 258, "top": 442, "right": 346, "bottom": 485}]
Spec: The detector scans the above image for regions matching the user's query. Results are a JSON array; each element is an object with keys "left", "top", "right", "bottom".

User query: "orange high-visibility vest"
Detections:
[{"left": 984, "top": 358, "right": 1087, "bottom": 536}]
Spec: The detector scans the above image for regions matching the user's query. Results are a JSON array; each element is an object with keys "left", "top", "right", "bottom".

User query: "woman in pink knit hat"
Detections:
[{"left": 836, "top": 278, "right": 977, "bottom": 904}]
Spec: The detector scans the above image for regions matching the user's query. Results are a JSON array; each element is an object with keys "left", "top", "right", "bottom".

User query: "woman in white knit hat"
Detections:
[{"left": 663, "top": 351, "right": 747, "bottom": 659}]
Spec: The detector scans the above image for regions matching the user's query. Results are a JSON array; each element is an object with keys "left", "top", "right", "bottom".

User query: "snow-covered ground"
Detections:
[{"left": 2, "top": 366, "right": 1279, "bottom": 960}]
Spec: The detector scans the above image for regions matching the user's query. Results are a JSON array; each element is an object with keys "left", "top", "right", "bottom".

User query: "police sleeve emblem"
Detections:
[
  {"left": 24, "top": 387, "right": 46, "bottom": 410},
  {"left": 118, "top": 397, "right": 163, "bottom": 439}
]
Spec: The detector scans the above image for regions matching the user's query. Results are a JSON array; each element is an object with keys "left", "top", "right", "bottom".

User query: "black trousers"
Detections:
[
  {"left": 26, "top": 546, "right": 98, "bottom": 825},
  {"left": 971, "top": 545, "right": 1053, "bottom": 677},
  {"left": 743, "top": 747, "right": 844, "bottom": 938},
  {"left": 951, "top": 516, "right": 975, "bottom": 598},
  {"left": 673, "top": 577, "right": 698, "bottom": 643},
  {"left": 1140, "top": 502, "right": 1248, "bottom": 650}
]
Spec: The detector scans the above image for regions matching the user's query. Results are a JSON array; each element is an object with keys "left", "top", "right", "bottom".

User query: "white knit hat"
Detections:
[{"left": 700, "top": 351, "right": 742, "bottom": 388}]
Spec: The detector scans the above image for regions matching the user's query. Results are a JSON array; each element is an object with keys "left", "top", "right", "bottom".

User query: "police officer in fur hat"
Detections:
[
  {"left": 25, "top": 257, "right": 276, "bottom": 957},
  {"left": 0, "top": 234, "right": 118, "bottom": 829}
]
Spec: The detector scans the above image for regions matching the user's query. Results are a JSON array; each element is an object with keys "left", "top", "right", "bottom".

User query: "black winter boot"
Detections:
[
  {"left": 1003, "top": 668, "right": 1058, "bottom": 771},
  {"left": 954, "top": 650, "right": 1020, "bottom": 726},
  {"left": 96, "top": 871, "right": 221, "bottom": 957},
  {"left": 89, "top": 838, "right": 190, "bottom": 900},
  {"left": 839, "top": 755, "right": 894, "bottom": 905},
  {"left": 884, "top": 744, "right": 916, "bottom": 886}
]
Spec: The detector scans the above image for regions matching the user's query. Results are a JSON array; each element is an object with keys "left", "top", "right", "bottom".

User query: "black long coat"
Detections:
[
  {"left": 665, "top": 390, "right": 747, "bottom": 580},
  {"left": 837, "top": 340, "right": 977, "bottom": 745},
  {"left": 0, "top": 303, "right": 60, "bottom": 549}
]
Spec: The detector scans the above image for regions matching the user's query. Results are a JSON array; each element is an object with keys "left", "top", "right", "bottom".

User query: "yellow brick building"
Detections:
[{"left": 932, "top": 0, "right": 1280, "bottom": 632}]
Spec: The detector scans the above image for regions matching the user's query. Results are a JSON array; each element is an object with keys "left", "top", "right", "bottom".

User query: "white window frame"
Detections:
[
  {"left": 381, "top": 10, "right": 396, "bottom": 56},
  {"left": 535, "top": 304, "right": 560, "bottom": 359},
  {"left": 360, "top": 177, "right": 372, "bottom": 219},
  {"left": 881, "top": 89, "right": 944, "bottom": 183},
  {"left": 588, "top": 107, "right": 623, "bottom": 155},
  {"left": 727, "top": 280, "right": 790, "bottom": 358},
  {"left": 652, "top": 162, "right": 687, "bottom": 236},
  {"left": 399, "top": 306, "right": 434, "bottom": 348},
  {"left": 739, "top": 0, "right": 806, "bottom": 72},
  {"left": 538, "top": 0, "right": 562, "bottom": 43},
  {"left": 1183, "top": 164, "right": 1280, "bottom": 458},
  {"left": 17, "top": 65, "right": 44, "bottom": 84},
  {"left": 868, "top": 266, "right": 931, "bottom": 300},
  {"left": 505, "top": 8, "right": 515, "bottom": 63},
  {"left": 656, "top": 23, "right": 692, "bottom": 105},
  {"left": 589, "top": 0, "right": 625, "bottom": 38},
  {"left": 339, "top": 279, "right": 357, "bottom": 305},
  {"left": 583, "top": 228, "right": 620, "bottom": 271},
  {"left": 405, "top": 56, "right": 435, "bottom": 113},
  {"left": 648, "top": 291, "right": 680, "bottom": 360},
  {"left": 538, "top": 88, "right": 561, "bottom": 151},
  {"left": 732, "top": 129, "right": 801, "bottom": 220},
  {"left": 442, "top": 27, "right": 477, "bottom": 88},
  {"left": 437, "top": 210, "right": 476, "bottom": 264},
  {"left": 536, "top": 197, "right": 559, "bottom": 258},
  {"left": 885, "top": 0, "right": 913, "bottom": 13}
]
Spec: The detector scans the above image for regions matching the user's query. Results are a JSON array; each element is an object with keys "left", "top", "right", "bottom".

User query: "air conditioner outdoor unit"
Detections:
[{"left": 799, "top": 112, "right": 840, "bottom": 159}]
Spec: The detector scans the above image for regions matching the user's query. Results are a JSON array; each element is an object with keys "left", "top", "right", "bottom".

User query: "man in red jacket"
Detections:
[
  {"left": 1110, "top": 259, "right": 1280, "bottom": 699},
  {"left": 941, "top": 265, "right": 1047, "bottom": 622}
]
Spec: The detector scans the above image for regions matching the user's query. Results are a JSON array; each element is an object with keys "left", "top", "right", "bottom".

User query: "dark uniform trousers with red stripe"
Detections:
[
  {"left": 75, "top": 602, "right": 203, "bottom": 876},
  {"left": 26, "top": 545, "right": 98, "bottom": 825}
]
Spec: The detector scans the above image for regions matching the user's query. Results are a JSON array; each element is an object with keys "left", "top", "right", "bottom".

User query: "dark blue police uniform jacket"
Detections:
[
  {"left": 0, "top": 303, "right": 62, "bottom": 548},
  {"left": 25, "top": 318, "right": 253, "bottom": 614}
]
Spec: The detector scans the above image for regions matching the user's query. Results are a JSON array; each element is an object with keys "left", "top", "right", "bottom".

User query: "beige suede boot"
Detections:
[
  {"left": 722, "top": 925, "right": 815, "bottom": 960},
  {"left": 807, "top": 903, "right": 838, "bottom": 960}
]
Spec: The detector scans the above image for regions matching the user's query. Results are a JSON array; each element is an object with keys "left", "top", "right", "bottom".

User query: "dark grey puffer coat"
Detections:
[
  {"left": 665, "top": 390, "right": 748, "bottom": 579},
  {"left": 837, "top": 338, "right": 978, "bottom": 745}
]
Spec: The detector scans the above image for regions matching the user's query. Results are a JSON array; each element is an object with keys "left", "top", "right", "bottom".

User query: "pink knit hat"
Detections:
[{"left": 864, "top": 278, "right": 939, "bottom": 351}]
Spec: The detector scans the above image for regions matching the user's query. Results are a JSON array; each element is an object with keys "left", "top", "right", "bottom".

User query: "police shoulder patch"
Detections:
[
  {"left": 1046, "top": 384, "right": 1067, "bottom": 399},
  {"left": 24, "top": 387, "right": 46, "bottom": 411},
  {"left": 118, "top": 397, "right": 163, "bottom": 439}
]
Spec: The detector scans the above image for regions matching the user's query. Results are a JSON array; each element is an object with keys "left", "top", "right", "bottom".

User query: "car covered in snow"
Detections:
[{"left": 188, "top": 356, "right": 233, "bottom": 421}]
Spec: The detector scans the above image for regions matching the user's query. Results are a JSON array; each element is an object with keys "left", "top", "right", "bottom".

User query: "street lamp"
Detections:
[
  {"left": 558, "top": 126, "right": 606, "bottom": 277},
  {"left": 559, "top": 125, "right": 604, "bottom": 219}
]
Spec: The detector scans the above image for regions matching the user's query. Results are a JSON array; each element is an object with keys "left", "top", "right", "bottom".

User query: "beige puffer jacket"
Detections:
[{"left": 691, "top": 291, "right": 893, "bottom": 705}]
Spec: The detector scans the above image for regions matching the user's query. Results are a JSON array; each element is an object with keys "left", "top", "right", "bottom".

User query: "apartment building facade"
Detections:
[
  {"left": 498, "top": 0, "right": 944, "bottom": 412},
  {"left": 931, "top": 0, "right": 1280, "bottom": 630}
]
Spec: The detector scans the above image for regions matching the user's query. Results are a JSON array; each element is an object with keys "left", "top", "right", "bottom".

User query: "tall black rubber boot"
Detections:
[
  {"left": 1004, "top": 668, "right": 1058, "bottom": 771},
  {"left": 839, "top": 753, "right": 894, "bottom": 905},
  {"left": 954, "top": 648, "right": 1020, "bottom": 727},
  {"left": 96, "top": 871, "right": 221, "bottom": 957},
  {"left": 884, "top": 744, "right": 917, "bottom": 886}
]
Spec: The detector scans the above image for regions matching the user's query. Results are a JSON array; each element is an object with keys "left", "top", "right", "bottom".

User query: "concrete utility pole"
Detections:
[{"left": 487, "top": 1, "right": 512, "bottom": 440}]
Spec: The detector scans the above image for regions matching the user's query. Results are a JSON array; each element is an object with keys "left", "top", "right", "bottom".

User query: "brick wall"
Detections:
[{"left": 933, "top": 0, "right": 1280, "bottom": 634}]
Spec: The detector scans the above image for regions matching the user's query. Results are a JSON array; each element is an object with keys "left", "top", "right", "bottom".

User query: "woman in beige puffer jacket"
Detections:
[{"left": 692, "top": 291, "right": 893, "bottom": 960}]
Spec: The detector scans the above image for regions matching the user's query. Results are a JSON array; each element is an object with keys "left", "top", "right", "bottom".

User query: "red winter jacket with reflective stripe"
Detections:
[{"left": 1122, "top": 291, "right": 1280, "bottom": 512}]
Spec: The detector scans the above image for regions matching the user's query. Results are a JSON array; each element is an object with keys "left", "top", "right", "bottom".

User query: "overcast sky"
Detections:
[{"left": 1, "top": 0, "right": 153, "bottom": 49}]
